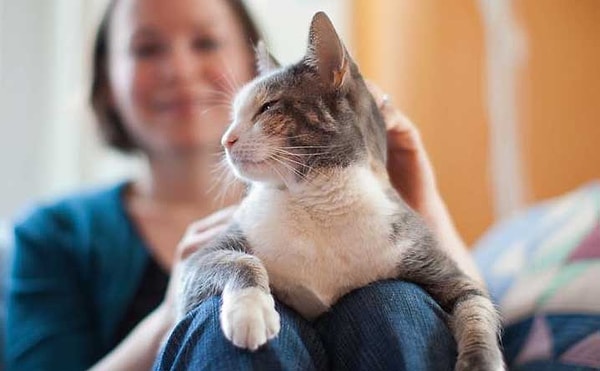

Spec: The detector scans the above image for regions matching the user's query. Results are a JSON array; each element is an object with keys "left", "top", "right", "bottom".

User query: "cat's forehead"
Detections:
[
  {"left": 233, "top": 78, "right": 265, "bottom": 112},
  {"left": 235, "top": 71, "right": 287, "bottom": 104}
]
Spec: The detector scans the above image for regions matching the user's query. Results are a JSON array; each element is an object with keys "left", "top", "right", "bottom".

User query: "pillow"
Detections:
[{"left": 474, "top": 181, "right": 600, "bottom": 369}]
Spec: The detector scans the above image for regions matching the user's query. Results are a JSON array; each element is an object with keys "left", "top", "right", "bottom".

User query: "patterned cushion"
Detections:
[{"left": 474, "top": 181, "right": 600, "bottom": 369}]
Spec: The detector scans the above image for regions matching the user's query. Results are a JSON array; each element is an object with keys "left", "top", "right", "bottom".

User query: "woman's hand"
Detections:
[
  {"left": 367, "top": 82, "right": 483, "bottom": 283},
  {"left": 91, "top": 206, "right": 238, "bottom": 371},
  {"left": 161, "top": 205, "right": 238, "bottom": 326},
  {"left": 366, "top": 82, "right": 438, "bottom": 217}
]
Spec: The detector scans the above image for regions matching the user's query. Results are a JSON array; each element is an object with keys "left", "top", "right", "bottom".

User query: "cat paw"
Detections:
[
  {"left": 456, "top": 348, "right": 505, "bottom": 371},
  {"left": 220, "top": 287, "right": 281, "bottom": 351}
]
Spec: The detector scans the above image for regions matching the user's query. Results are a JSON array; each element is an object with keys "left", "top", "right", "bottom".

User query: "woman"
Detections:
[{"left": 5, "top": 0, "right": 482, "bottom": 370}]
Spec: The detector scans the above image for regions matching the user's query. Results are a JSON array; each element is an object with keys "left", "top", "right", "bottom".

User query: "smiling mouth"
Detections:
[{"left": 156, "top": 99, "right": 203, "bottom": 112}]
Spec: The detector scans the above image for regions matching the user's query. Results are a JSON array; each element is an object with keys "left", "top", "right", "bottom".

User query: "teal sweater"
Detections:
[{"left": 6, "top": 182, "right": 154, "bottom": 370}]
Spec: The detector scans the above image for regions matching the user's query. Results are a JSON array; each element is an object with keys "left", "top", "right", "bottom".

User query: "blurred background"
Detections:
[{"left": 0, "top": 0, "right": 598, "bottom": 245}]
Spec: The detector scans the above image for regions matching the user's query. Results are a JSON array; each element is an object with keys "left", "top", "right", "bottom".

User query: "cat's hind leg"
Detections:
[{"left": 396, "top": 236, "right": 505, "bottom": 371}]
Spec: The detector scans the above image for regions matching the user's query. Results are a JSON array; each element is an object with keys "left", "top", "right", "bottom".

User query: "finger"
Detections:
[
  {"left": 364, "top": 80, "right": 412, "bottom": 130},
  {"left": 365, "top": 80, "right": 387, "bottom": 107},
  {"left": 178, "top": 223, "right": 229, "bottom": 260},
  {"left": 185, "top": 205, "right": 238, "bottom": 235},
  {"left": 385, "top": 109, "right": 416, "bottom": 133}
]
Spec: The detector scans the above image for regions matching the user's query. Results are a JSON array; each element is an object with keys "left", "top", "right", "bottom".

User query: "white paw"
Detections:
[
  {"left": 456, "top": 348, "right": 506, "bottom": 371},
  {"left": 220, "top": 287, "right": 281, "bottom": 351}
]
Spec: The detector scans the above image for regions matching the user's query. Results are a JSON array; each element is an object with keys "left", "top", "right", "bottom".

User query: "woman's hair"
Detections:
[{"left": 90, "top": 0, "right": 262, "bottom": 152}]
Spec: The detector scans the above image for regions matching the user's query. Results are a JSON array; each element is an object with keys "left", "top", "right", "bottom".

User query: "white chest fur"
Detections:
[{"left": 236, "top": 166, "right": 407, "bottom": 318}]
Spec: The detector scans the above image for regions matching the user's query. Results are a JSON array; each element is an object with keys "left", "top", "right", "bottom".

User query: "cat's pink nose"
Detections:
[{"left": 222, "top": 134, "right": 238, "bottom": 150}]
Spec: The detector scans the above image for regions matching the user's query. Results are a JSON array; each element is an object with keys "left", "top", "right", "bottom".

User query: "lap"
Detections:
[
  {"left": 316, "top": 280, "right": 456, "bottom": 371},
  {"left": 154, "top": 296, "right": 327, "bottom": 371},
  {"left": 155, "top": 280, "right": 457, "bottom": 371}
]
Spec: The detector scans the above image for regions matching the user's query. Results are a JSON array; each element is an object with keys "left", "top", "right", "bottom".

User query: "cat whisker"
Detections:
[
  {"left": 205, "top": 88, "right": 234, "bottom": 100},
  {"left": 268, "top": 155, "right": 308, "bottom": 182},
  {"left": 270, "top": 152, "right": 308, "bottom": 168},
  {"left": 209, "top": 151, "right": 227, "bottom": 159},
  {"left": 284, "top": 134, "right": 314, "bottom": 140},
  {"left": 270, "top": 153, "right": 325, "bottom": 181},
  {"left": 270, "top": 151, "right": 327, "bottom": 178},
  {"left": 203, "top": 98, "right": 233, "bottom": 107},
  {"left": 266, "top": 161, "right": 292, "bottom": 190},
  {"left": 216, "top": 55, "right": 243, "bottom": 97},
  {"left": 272, "top": 148, "right": 330, "bottom": 157},
  {"left": 200, "top": 105, "right": 227, "bottom": 116},
  {"left": 278, "top": 145, "right": 341, "bottom": 150},
  {"left": 207, "top": 156, "right": 242, "bottom": 207}
]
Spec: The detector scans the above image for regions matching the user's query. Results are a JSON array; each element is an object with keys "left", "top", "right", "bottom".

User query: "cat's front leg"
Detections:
[{"left": 178, "top": 231, "right": 280, "bottom": 351}]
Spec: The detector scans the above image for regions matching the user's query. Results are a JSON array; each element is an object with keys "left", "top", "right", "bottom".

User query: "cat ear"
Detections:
[
  {"left": 255, "top": 40, "right": 281, "bottom": 76},
  {"left": 306, "top": 12, "right": 349, "bottom": 90}
]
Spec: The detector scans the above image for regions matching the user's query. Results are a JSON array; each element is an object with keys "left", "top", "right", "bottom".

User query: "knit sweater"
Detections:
[{"left": 6, "top": 182, "right": 155, "bottom": 370}]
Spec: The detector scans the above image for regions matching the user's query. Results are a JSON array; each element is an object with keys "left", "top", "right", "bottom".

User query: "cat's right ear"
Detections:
[
  {"left": 255, "top": 40, "right": 281, "bottom": 76},
  {"left": 306, "top": 12, "right": 350, "bottom": 91}
]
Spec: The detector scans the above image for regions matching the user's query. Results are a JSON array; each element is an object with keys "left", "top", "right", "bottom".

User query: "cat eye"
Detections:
[{"left": 258, "top": 100, "right": 278, "bottom": 115}]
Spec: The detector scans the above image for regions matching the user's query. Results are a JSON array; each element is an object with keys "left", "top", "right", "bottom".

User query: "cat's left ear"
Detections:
[
  {"left": 255, "top": 40, "right": 281, "bottom": 76},
  {"left": 306, "top": 12, "right": 350, "bottom": 90}
]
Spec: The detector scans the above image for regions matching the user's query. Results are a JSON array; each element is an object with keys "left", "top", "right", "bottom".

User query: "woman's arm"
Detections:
[
  {"left": 90, "top": 206, "right": 236, "bottom": 370},
  {"left": 89, "top": 305, "right": 172, "bottom": 371},
  {"left": 368, "top": 83, "right": 483, "bottom": 283},
  {"left": 7, "top": 212, "right": 99, "bottom": 370}
]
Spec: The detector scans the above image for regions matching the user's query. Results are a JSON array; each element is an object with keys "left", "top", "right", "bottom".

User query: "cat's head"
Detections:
[{"left": 222, "top": 12, "right": 387, "bottom": 187}]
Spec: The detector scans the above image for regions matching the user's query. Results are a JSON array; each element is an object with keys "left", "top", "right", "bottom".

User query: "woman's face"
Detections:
[{"left": 107, "top": 0, "right": 255, "bottom": 155}]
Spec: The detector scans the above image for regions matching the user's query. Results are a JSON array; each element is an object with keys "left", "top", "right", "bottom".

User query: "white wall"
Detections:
[
  {"left": 245, "top": 0, "right": 350, "bottom": 65},
  {"left": 0, "top": 0, "right": 350, "bottom": 221},
  {"left": 0, "top": 1, "right": 57, "bottom": 219}
]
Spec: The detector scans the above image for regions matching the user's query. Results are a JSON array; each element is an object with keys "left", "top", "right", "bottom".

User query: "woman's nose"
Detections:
[{"left": 162, "top": 43, "right": 198, "bottom": 84}]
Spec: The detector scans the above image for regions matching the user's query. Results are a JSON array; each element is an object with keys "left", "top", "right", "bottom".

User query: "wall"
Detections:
[
  {"left": 517, "top": 0, "right": 600, "bottom": 202},
  {"left": 352, "top": 0, "right": 493, "bottom": 244},
  {"left": 351, "top": 0, "right": 600, "bottom": 244}
]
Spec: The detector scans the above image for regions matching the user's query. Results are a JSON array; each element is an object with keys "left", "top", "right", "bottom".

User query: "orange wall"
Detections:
[
  {"left": 517, "top": 0, "right": 600, "bottom": 202},
  {"left": 351, "top": 0, "right": 600, "bottom": 245},
  {"left": 352, "top": 0, "right": 493, "bottom": 244}
]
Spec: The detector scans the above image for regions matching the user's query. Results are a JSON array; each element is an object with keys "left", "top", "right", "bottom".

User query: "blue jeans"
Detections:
[{"left": 154, "top": 281, "right": 457, "bottom": 371}]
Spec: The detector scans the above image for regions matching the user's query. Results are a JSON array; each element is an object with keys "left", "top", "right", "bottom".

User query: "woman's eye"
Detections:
[
  {"left": 259, "top": 101, "right": 278, "bottom": 114},
  {"left": 193, "top": 37, "right": 220, "bottom": 52},
  {"left": 132, "top": 43, "right": 165, "bottom": 59},
  {"left": 133, "top": 43, "right": 165, "bottom": 59}
]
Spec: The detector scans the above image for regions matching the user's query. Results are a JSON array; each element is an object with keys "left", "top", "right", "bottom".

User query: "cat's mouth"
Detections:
[
  {"left": 235, "top": 158, "right": 267, "bottom": 166},
  {"left": 228, "top": 155, "right": 270, "bottom": 172}
]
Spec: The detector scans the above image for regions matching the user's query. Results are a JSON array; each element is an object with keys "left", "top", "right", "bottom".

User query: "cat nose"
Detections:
[{"left": 222, "top": 134, "right": 239, "bottom": 150}]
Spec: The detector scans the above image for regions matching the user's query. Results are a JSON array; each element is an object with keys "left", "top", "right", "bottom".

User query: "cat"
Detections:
[{"left": 178, "top": 11, "right": 504, "bottom": 371}]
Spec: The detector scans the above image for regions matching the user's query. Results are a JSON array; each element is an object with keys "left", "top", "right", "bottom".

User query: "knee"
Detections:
[
  {"left": 319, "top": 280, "right": 452, "bottom": 337},
  {"left": 335, "top": 280, "right": 447, "bottom": 319},
  {"left": 316, "top": 281, "right": 457, "bottom": 370}
]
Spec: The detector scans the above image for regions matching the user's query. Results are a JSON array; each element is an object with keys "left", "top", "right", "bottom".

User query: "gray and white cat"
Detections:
[{"left": 178, "top": 12, "right": 504, "bottom": 371}]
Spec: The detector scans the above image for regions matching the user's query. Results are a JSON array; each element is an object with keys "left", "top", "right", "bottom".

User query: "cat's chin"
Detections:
[{"left": 230, "top": 159, "right": 281, "bottom": 184}]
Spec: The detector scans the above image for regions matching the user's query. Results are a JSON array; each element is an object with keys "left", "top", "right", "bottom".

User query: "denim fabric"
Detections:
[
  {"left": 154, "top": 280, "right": 457, "bottom": 371},
  {"left": 315, "top": 280, "right": 456, "bottom": 371},
  {"left": 155, "top": 296, "right": 327, "bottom": 371}
]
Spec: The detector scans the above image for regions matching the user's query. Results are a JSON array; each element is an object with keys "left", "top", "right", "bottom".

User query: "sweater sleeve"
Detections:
[{"left": 5, "top": 207, "right": 99, "bottom": 371}]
